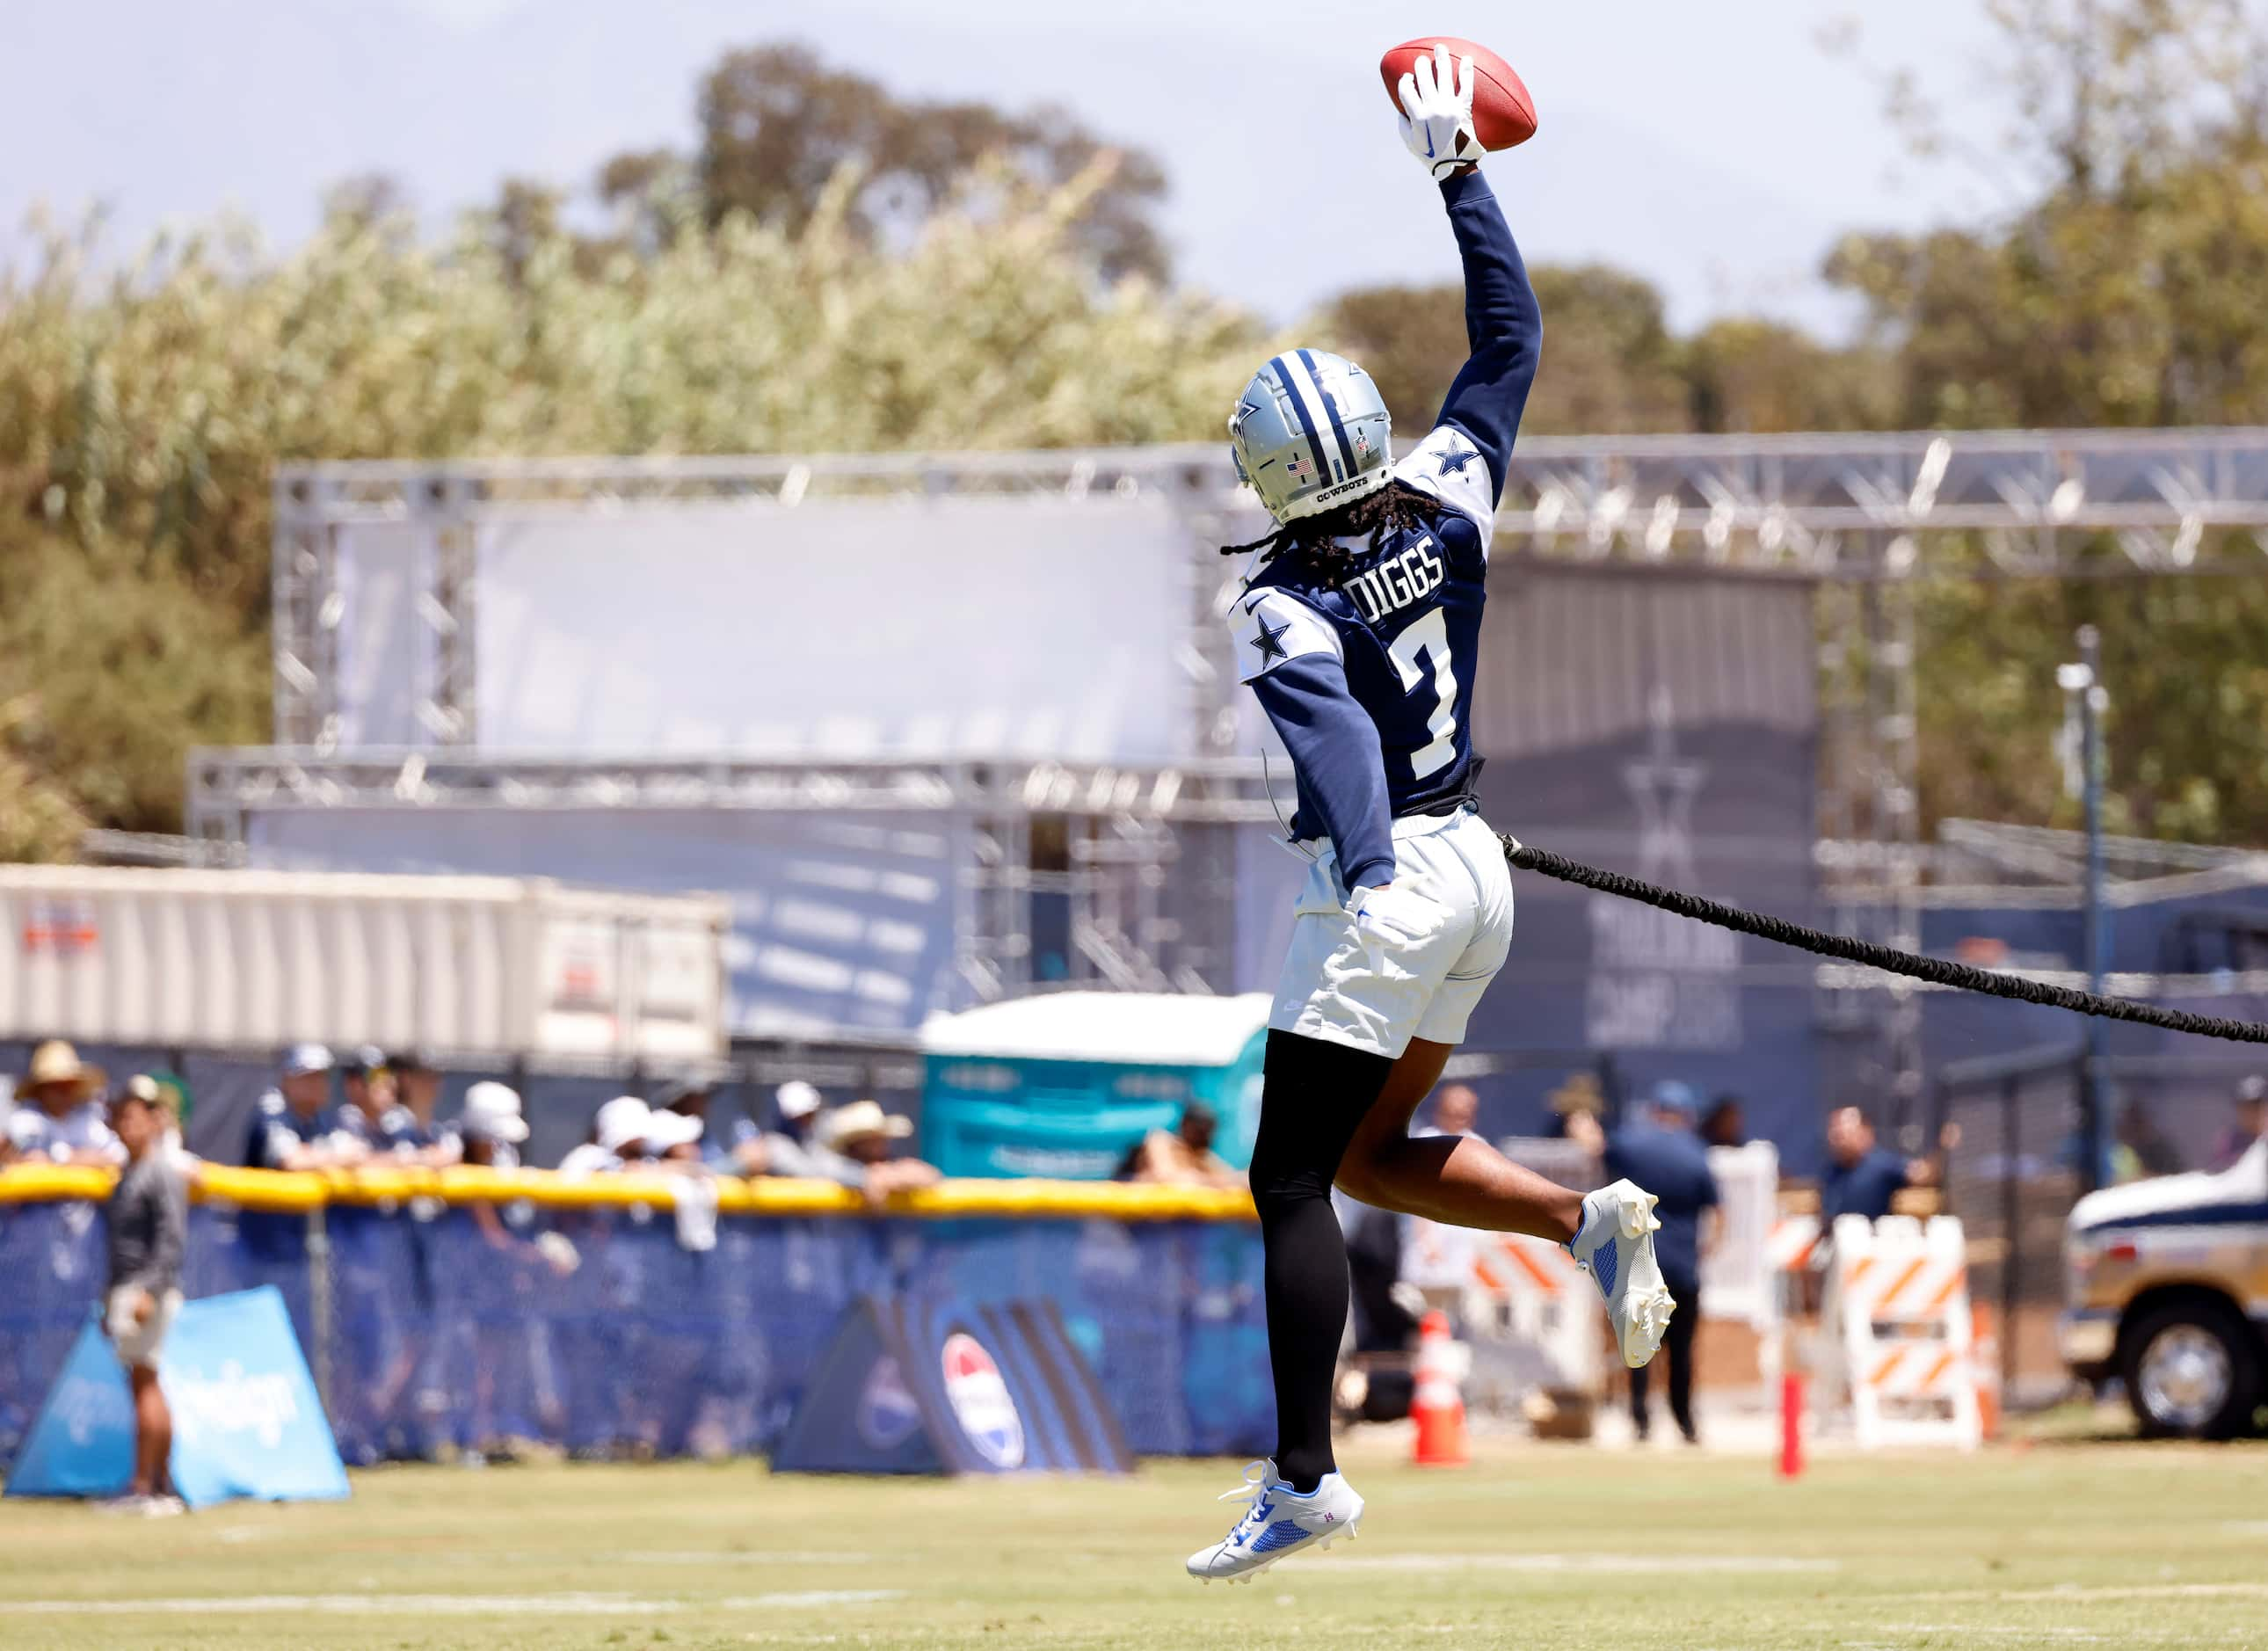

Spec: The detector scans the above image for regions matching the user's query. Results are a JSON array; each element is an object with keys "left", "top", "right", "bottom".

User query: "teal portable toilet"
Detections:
[{"left": 920, "top": 993, "right": 1272, "bottom": 1179}]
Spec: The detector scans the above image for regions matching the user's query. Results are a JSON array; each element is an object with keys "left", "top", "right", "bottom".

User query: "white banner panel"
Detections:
[
  {"left": 333, "top": 521, "right": 436, "bottom": 747},
  {"left": 471, "top": 498, "right": 1196, "bottom": 760}
]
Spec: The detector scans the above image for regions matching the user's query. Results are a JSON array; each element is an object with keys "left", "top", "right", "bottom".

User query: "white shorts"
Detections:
[
  {"left": 1269, "top": 809, "right": 1516, "bottom": 1059},
  {"left": 106, "top": 1287, "right": 183, "bottom": 1370}
]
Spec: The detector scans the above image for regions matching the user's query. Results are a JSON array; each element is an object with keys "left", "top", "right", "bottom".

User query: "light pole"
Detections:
[{"left": 2058, "top": 626, "right": 2110, "bottom": 1191}]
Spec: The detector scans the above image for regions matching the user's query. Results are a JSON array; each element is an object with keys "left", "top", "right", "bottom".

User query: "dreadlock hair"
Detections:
[{"left": 1221, "top": 480, "right": 1440, "bottom": 590}]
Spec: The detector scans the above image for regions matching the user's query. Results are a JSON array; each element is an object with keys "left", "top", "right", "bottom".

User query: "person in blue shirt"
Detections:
[
  {"left": 1187, "top": 48, "right": 1674, "bottom": 1586},
  {"left": 1572, "top": 1082, "right": 1720, "bottom": 1443},
  {"left": 1822, "top": 1105, "right": 1954, "bottom": 1225},
  {"left": 244, "top": 1043, "right": 343, "bottom": 1170}
]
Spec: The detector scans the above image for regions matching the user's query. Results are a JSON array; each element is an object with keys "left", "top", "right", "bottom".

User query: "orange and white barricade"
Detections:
[
  {"left": 1457, "top": 1226, "right": 1602, "bottom": 1398},
  {"left": 1767, "top": 1212, "right": 1823, "bottom": 1276},
  {"left": 1817, "top": 1213, "right": 1981, "bottom": 1451}
]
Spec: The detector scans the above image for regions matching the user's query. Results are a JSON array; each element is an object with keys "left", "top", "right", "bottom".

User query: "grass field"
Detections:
[{"left": 4, "top": 1436, "right": 2264, "bottom": 1650}]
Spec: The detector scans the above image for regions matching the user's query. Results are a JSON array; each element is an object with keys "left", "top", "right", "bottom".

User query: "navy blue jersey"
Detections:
[
  {"left": 1232, "top": 171, "right": 1540, "bottom": 891},
  {"left": 1823, "top": 1147, "right": 1912, "bottom": 1224},
  {"left": 244, "top": 1087, "right": 334, "bottom": 1169},
  {"left": 1604, "top": 1124, "right": 1720, "bottom": 1289}
]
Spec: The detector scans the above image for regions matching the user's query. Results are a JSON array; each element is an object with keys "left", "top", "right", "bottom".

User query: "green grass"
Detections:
[{"left": 3, "top": 1437, "right": 2264, "bottom": 1650}]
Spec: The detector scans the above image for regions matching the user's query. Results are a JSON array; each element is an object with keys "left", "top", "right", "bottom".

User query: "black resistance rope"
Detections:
[{"left": 1500, "top": 834, "right": 2268, "bottom": 1048}]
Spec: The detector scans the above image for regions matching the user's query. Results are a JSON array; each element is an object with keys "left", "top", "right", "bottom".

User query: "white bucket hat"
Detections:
[
  {"left": 460, "top": 1081, "right": 530, "bottom": 1144},
  {"left": 593, "top": 1095, "right": 653, "bottom": 1154}
]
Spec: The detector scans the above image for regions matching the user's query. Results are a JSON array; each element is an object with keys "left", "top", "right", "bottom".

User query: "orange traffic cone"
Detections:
[{"left": 1411, "top": 1310, "right": 1470, "bottom": 1467}]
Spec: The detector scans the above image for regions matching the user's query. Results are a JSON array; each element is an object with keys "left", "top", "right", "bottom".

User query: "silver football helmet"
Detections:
[{"left": 1227, "top": 350, "right": 1394, "bottom": 524}]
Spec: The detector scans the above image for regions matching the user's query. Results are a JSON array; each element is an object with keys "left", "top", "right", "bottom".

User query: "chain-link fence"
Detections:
[{"left": 1930, "top": 1044, "right": 2264, "bottom": 1400}]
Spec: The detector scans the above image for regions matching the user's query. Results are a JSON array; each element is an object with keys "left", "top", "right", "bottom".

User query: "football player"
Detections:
[{"left": 1188, "top": 47, "right": 1675, "bottom": 1584}]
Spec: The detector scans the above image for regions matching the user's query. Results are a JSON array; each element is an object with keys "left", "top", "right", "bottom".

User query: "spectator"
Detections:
[
  {"left": 815, "top": 1101, "right": 941, "bottom": 1207},
  {"left": 1117, "top": 1102, "right": 1243, "bottom": 1189},
  {"left": 1821, "top": 1105, "right": 1959, "bottom": 1225},
  {"left": 2112, "top": 1101, "right": 2184, "bottom": 1182},
  {"left": 751, "top": 1080, "right": 851, "bottom": 1182},
  {"left": 1544, "top": 1071, "right": 1605, "bottom": 1140},
  {"left": 1700, "top": 1094, "right": 1748, "bottom": 1150},
  {"left": 2207, "top": 1076, "right": 2267, "bottom": 1172},
  {"left": 647, "top": 1106, "right": 706, "bottom": 1167},
  {"left": 1419, "top": 1084, "right": 1480, "bottom": 1140},
  {"left": 450, "top": 1082, "right": 571, "bottom": 1456},
  {"left": 657, "top": 1078, "right": 741, "bottom": 1170},
  {"left": 244, "top": 1044, "right": 348, "bottom": 1171},
  {"left": 103, "top": 1074, "right": 187, "bottom": 1515},
  {"left": 6, "top": 1040, "right": 123, "bottom": 1166},
  {"left": 559, "top": 1095, "right": 658, "bottom": 1177},
  {"left": 328, "top": 1045, "right": 396, "bottom": 1160},
  {"left": 1568, "top": 1080, "right": 1718, "bottom": 1444},
  {"left": 384, "top": 1051, "right": 455, "bottom": 1166}
]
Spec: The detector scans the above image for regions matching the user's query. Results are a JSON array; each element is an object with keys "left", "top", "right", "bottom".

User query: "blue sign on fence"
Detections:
[{"left": 4, "top": 1285, "right": 348, "bottom": 1509}]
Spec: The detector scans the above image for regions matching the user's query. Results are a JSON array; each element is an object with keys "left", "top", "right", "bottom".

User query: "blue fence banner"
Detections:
[
  {"left": 2, "top": 1317, "right": 136, "bottom": 1500},
  {"left": 774, "top": 1294, "right": 1133, "bottom": 1475},
  {"left": 0, "top": 1198, "right": 1272, "bottom": 1471},
  {"left": 4, "top": 1286, "right": 348, "bottom": 1508}
]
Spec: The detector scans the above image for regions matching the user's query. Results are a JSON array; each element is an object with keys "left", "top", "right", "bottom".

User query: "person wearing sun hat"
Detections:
[
  {"left": 815, "top": 1100, "right": 941, "bottom": 1207},
  {"left": 557, "top": 1095, "right": 658, "bottom": 1177},
  {"left": 6, "top": 1040, "right": 123, "bottom": 1166}
]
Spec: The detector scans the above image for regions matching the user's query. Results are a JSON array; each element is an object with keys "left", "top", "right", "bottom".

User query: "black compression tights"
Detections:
[{"left": 1247, "top": 1029, "right": 1396, "bottom": 1493}]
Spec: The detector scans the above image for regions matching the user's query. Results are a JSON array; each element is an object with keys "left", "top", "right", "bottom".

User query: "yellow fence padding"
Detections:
[{"left": 0, "top": 1161, "right": 1256, "bottom": 1222}]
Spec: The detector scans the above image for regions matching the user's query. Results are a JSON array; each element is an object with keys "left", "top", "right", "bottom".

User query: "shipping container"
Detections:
[{"left": 0, "top": 866, "right": 729, "bottom": 1061}]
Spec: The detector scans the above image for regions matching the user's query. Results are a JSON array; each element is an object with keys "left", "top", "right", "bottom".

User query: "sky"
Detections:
[{"left": 0, "top": 0, "right": 2018, "bottom": 335}]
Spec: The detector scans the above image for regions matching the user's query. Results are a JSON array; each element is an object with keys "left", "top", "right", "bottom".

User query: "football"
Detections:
[{"left": 1379, "top": 36, "right": 1537, "bottom": 154}]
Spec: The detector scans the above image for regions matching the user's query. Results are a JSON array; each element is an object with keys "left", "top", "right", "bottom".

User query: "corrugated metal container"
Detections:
[{"left": 0, "top": 866, "right": 729, "bottom": 1061}]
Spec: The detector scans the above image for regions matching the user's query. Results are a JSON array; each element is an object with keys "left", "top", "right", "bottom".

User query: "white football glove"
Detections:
[{"left": 1398, "top": 43, "right": 1481, "bottom": 179}]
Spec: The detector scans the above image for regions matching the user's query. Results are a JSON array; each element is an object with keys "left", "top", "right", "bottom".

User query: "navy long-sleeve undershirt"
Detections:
[
  {"left": 1431, "top": 169, "right": 1542, "bottom": 502},
  {"left": 1251, "top": 653, "right": 1397, "bottom": 892}
]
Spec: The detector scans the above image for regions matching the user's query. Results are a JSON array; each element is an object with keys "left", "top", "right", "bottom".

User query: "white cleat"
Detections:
[
  {"left": 1185, "top": 1459, "right": 1363, "bottom": 1584},
  {"left": 1570, "top": 1178, "right": 1676, "bottom": 1369}
]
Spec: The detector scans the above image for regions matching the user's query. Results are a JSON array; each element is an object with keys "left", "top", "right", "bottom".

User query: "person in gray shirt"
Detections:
[{"left": 105, "top": 1075, "right": 187, "bottom": 1515}]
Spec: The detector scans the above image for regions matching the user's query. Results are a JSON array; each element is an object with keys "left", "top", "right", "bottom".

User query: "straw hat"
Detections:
[
  {"left": 25, "top": 1040, "right": 105, "bottom": 1104},
  {"left": 817, "top": 1100, "right": 913, "bottom": 1153}
]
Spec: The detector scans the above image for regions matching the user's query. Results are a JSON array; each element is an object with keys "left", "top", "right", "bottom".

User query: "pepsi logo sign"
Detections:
[
  {"left": 856, "top": 1354, "right": 921, "bottom": 1451},
  {"left": 940, "top": 1331, "right": 1024, "bottom": 1469}
]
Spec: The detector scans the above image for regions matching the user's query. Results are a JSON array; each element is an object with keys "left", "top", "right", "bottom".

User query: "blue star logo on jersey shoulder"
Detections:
[
  {"left": 1436, "top": 444, "right": 1479, "bottom": 477},
  {"left": 1251, "top": 611, "right": 1292, "bottom": 665}
]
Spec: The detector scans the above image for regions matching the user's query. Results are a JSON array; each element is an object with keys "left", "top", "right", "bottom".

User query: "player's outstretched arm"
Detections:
[
  {"left": 1399, "top": 47, "right": 1541, "bottom": 505},
  {"left": 1432, "top": 171, "right": 1541, "bottom": 501}
]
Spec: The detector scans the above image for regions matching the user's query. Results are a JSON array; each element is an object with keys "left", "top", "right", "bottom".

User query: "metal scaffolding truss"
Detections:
[
  {"left": 260, "top": 427, "right": 2268, "bottom": 1064},
  {"left": 186, "top": 751, "right": 1282, "bottom": 837}
]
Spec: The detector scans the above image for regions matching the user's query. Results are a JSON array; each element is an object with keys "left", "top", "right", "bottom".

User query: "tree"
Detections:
[
  {"left": 1321, "top": 265, "right": 1690, "bottom": 438},
  {"left": 1832, "top": 0, "right": 2268, "bottom": 846},
  {"left": 666, "top": 42, "right": 1170, "bottom": 283},
  {"left": 1682, "top": 318, "right": 1892, "bottom": 433}
]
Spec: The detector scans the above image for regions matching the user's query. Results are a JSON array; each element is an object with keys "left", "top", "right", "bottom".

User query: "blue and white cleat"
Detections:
[
  {"left": 1185, "top": 1459, "right": 1363, "bottom": 1584},
  {"left": 1571, "top": 1178, "right": 1676, "bottom": 1369}
]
